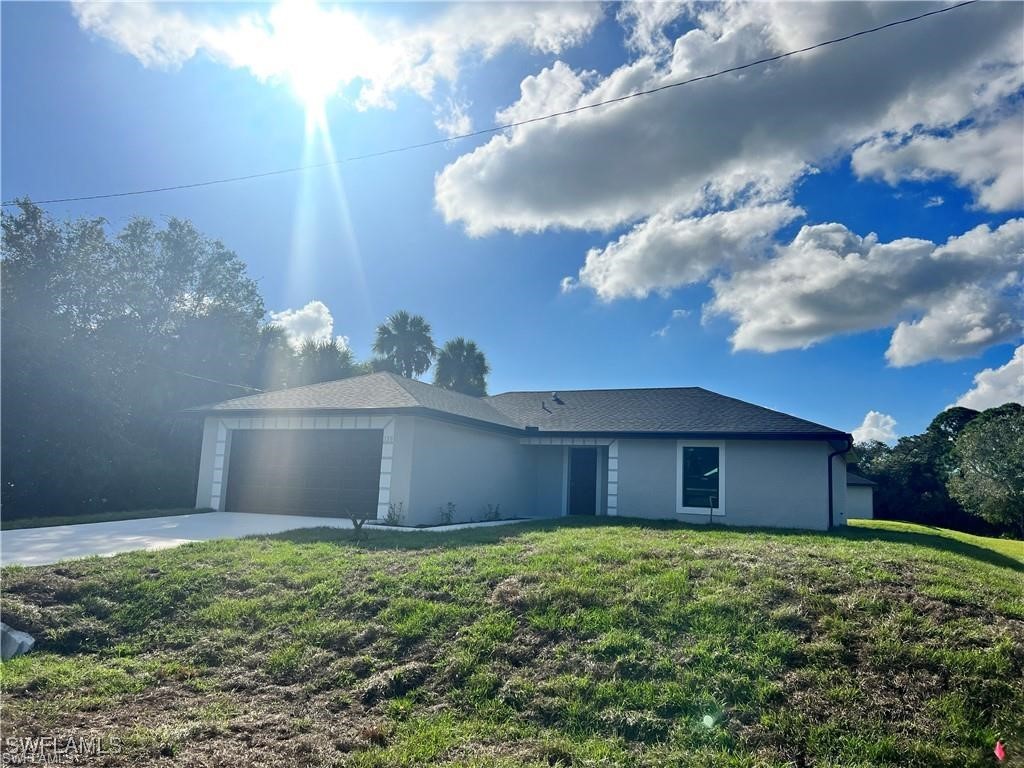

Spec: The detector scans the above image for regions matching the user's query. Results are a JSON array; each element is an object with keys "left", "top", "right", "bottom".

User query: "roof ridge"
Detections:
[{"left": 489, "top": 385, "right": 704, "bottom": 397}]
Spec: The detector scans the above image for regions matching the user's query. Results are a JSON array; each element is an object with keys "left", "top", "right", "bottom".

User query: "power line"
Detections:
[{"left": 1, "top": 0, "right": 979, "bottom": 208}]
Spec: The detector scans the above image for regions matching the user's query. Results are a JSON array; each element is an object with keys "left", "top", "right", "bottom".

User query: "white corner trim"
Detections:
[
  {"left": 676, "top": 439, "right": 726, "bottom": 517},
  {"left": 606, "top": 440, "right": 618, "bottom": 516}
]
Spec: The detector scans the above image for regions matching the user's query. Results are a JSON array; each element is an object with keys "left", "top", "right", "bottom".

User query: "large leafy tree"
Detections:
[
  {"left": 948, "top": 403, "right": 1024, "bottom": 537},
  {"left": 371, "top": 310, "right": 436, "bottom": 379},
  {"left": 434, "top": 337, "right": 490, "bottom": 396},
  {"left": 2, "top": 201, "right": 265, "bottom": 516}
]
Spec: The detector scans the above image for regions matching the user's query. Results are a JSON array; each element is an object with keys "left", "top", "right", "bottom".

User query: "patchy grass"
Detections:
[
  {"left": 1, "top": 518, "right": 1022, "bottom": 767},
  {"left": 1, "top": 508, "right": 214, "bottom": 531}
]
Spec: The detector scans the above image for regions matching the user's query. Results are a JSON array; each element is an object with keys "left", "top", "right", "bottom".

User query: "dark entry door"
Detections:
[
  {"left": 569, "top": 447, "right": 598, "bottom": 515},
  {"left": 225, "top": 429, "right": 383, "bottom": 517}
]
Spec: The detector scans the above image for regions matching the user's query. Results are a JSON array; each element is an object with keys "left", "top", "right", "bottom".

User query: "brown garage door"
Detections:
[{"left": 224, "top": 429, "right": 383, "bottom": 517}]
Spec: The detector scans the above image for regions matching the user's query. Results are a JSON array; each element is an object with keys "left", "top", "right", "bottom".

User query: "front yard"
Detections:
[{"left": 1, "top": 519, "right": 1021, "bottom": 767}]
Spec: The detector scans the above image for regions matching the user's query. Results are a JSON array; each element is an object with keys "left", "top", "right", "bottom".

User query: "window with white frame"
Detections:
[{"left": 677, "top": 441, "right": 725, "bottom": 515}]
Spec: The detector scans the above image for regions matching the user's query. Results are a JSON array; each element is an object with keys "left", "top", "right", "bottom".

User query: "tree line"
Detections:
[
  {"left": 253, "top": 310, "right": 489, "bottom": 397},
  {"left": 854, "top": 403, "right": 1023, "bottom": 538},
  {"left": 1, "top": 203, "right": 489, "bottom": 519}
]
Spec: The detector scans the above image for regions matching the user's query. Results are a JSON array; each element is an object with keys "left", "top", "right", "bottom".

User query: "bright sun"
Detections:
[
  {"left": 272, "top": 0, "right": 387, "bottom": 120},
  {"left": 273, "top": 0, "right": 340, "bottom": 115}
]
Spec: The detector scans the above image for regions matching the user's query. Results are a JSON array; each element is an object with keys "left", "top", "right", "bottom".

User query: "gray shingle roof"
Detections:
[
  {"left": 486, "top": 387, "right": 847, "bottom": 437},
  {"left": 191, "top": 373, "right": 848, "bottom": 438},
  {"left": 190, "top": 372, "right": 521, "bottom": 429},
  {"left": 846, "top": 472, "right": 877, "bottom": 486}
]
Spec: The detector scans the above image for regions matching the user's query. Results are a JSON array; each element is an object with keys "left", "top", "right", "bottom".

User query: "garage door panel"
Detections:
[{"left": 225, "top": 429, "right": 383, "bottom": 517}]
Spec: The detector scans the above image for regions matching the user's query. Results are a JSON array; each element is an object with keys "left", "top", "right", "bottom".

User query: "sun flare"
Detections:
[{"left": 268, "top": 0, "right": 381, "bottom": 117}]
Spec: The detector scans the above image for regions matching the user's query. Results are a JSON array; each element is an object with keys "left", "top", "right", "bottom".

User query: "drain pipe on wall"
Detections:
[{"left": 827, "top": 436, "right": 854, "bottom": 529}]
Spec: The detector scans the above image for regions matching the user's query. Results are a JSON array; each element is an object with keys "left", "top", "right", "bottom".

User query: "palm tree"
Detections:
[
  {"left": 434, "top": 337, "right": 490, "bottom": 396},
  {"left": 372, "top": 311, "right": 436, "bottom": 379},
  {"left": 249, "top": 324, "right": 295, "bottom": 391},
  {"left": 294, "top": 339, "right": 355, "bottom": 386}
]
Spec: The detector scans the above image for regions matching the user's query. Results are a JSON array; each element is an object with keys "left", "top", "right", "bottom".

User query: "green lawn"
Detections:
[
  {"left": 1, "top": 507, "right": 213, "bottom": 531},
  {"left": 1, "top": 518, "right": 1021, "bottom": 767}
]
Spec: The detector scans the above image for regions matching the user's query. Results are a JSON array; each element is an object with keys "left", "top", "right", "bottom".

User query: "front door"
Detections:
[{"left": 568, "top": 447, "right": 598, "bottom": 515}]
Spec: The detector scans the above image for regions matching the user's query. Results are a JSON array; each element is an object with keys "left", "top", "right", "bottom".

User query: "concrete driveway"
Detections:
[
  {"left": 0, "top": 512, "right": 356, "bottom": 567},
  {"left": 0, "top": 512, "right": 532, "bottom": 567}
]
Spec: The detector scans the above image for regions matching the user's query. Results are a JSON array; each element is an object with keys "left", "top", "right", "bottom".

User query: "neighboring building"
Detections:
[
  {"left": 844, "top": 472, "right": 876, "bottom": 520},
  {"left": 190, "top": 372, "right": 855, "bottom": 530}
]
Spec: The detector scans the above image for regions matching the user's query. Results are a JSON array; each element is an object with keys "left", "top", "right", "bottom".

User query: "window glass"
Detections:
[{"left": 683, "top": 446, "right": 719, "bottom": 509}]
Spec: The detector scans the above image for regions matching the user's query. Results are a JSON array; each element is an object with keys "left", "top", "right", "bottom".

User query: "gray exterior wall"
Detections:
[
  {"left": 195, "top": 412, "right": 844, "bottom": 531},
  {"left": 615, "top": 438, "right": 837, "bottom": 530},
  {"left": 533, "top": 446, "right": 567, "bottom": 518},
  {"left": 846, "top": 486, "right": 873, "bottom": 520},
  {"left": 404, "top": 417, "right": 534, "bottom": 526}
]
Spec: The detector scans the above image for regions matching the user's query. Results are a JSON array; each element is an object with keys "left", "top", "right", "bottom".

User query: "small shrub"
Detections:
[
  {"left": 439, "top": 502, "right": 456, "bottom": 526},
  {"left": 385, "top": 502, "right": 404, "bottom": 526},
  {"left": 484, "top": 503, "right": 501, "bottom": 522}
]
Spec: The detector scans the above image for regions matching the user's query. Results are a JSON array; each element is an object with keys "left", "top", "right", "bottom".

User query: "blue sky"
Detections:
[{"left": 3, "top": 1, "right": 1022, "bottom": 440}]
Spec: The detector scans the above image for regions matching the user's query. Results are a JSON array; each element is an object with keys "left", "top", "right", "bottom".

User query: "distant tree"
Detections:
[
  {"left": 948, "top": 403, "right": 1024, "bottom": 537},
  {"left": 249, "top": 324, "right": 295, "bottom": 391},
  {"left": 294, "top": 339, "right": 356, "bottom": 386},
  {"left": 434, "top": 337, "right": 490, "bottom": 396},
  {"left": 1, "top": 201, "right": 264, "bottom": 517},
  {"left": 855, "top": 404, "right": 987, "bottom": 533},
  {"left": 371, "top": 311, "right": 436, "bottom": 379}
]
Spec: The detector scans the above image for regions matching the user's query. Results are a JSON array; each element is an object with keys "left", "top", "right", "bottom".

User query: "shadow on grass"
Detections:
[
  {"left": 265, "top": 515, "right": 1024, "bottom": 573},
  {"left": 832, "top": 524, "right": 1023, "bottom": 573}
]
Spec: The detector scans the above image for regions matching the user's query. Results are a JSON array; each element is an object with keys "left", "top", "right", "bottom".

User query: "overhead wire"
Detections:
[{"left": 0, "top": 0, "right": 980, "bottom": 208}]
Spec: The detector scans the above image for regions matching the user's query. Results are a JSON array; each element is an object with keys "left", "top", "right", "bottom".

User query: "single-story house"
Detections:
[
  {"left": 845, "top": 472, "right": 876, "bottom": 520},
  {"left": 190, "top": 372, "right": 858, "bottom": 530}
]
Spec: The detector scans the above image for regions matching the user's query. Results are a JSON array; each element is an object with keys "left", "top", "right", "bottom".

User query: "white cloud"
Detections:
[
  {"left": 925, "top": 196, "right": 944, "bottom": 208},
  {"left": 706, "top": 218, "right": 1024, "bottom": 363},
  {"left": 436, "top": 1, "right": 1022, "bottom": 235},
  {"left": 852, "top": 410, "right": 898, "bottom": 444},
  {"left": 953, "top": 345, "right": 1024, "bottom": 411},
  {"left": 617, "top": 1, "right": 688, "bottom": 56},
  {"left": 886, "top": 286, "right": 1021, "bottom": 367},
  {"left": 572, "top": 203, "right": 802, "bottom": 301},
  {"left": 269, "top": 300, "right": 348, "bottom": 349},
  {"left": 434, "top": 98, "right": 472, "bottom": 139},
  {"left": 852, "top": 115, "right": 1024, "bottom": 212},
  {"left": 72, "top": 0, "right": 603, "bottom": 113},
  {"left": 653, "top": 308, "right": 691, "bottom": 337}
]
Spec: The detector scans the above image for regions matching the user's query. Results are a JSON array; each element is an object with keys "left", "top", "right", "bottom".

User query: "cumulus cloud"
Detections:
[
  {"left": 953, "top": 345, "right": 1024, "bottom": 411},
  {"left": 570, "top": 203, "right": 802, "bottom": 301},
  {"left": 706, "top": 218, "right": 1024, "bottom": 362},
  {"left": 269, "top": 300, "right": 348, "bottom": 349},
  {"left": 72, "top": 0, "right": 602, "bottom": 112},
  {"left": 852, "top": 115, "right": 1024, "bottom": 212},
  {"left": 886, "top": 287, "right": 1021, "bottom": 367},
  {"left": 852, "top": 410, "right": 898, "bottom": 444},
  {"left": 436, "top": 1, "right": 1022, "bottom": 235}
]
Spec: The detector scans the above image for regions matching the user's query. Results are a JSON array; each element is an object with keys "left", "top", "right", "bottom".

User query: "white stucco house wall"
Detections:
[
  {"left": 844, "top": 472, "right": 876, "bottom": 520},
  {"left": 190, "top": 372, "right": 857, "bottom": 531}
]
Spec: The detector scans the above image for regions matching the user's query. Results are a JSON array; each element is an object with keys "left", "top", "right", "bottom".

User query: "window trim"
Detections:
[{"left": 676, "top": 440, "right": 726, "bottom": 516}]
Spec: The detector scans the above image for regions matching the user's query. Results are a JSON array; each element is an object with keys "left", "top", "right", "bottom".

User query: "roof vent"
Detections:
[{"left": 551, "top": 392, "right": 564, "bottom": 404}]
